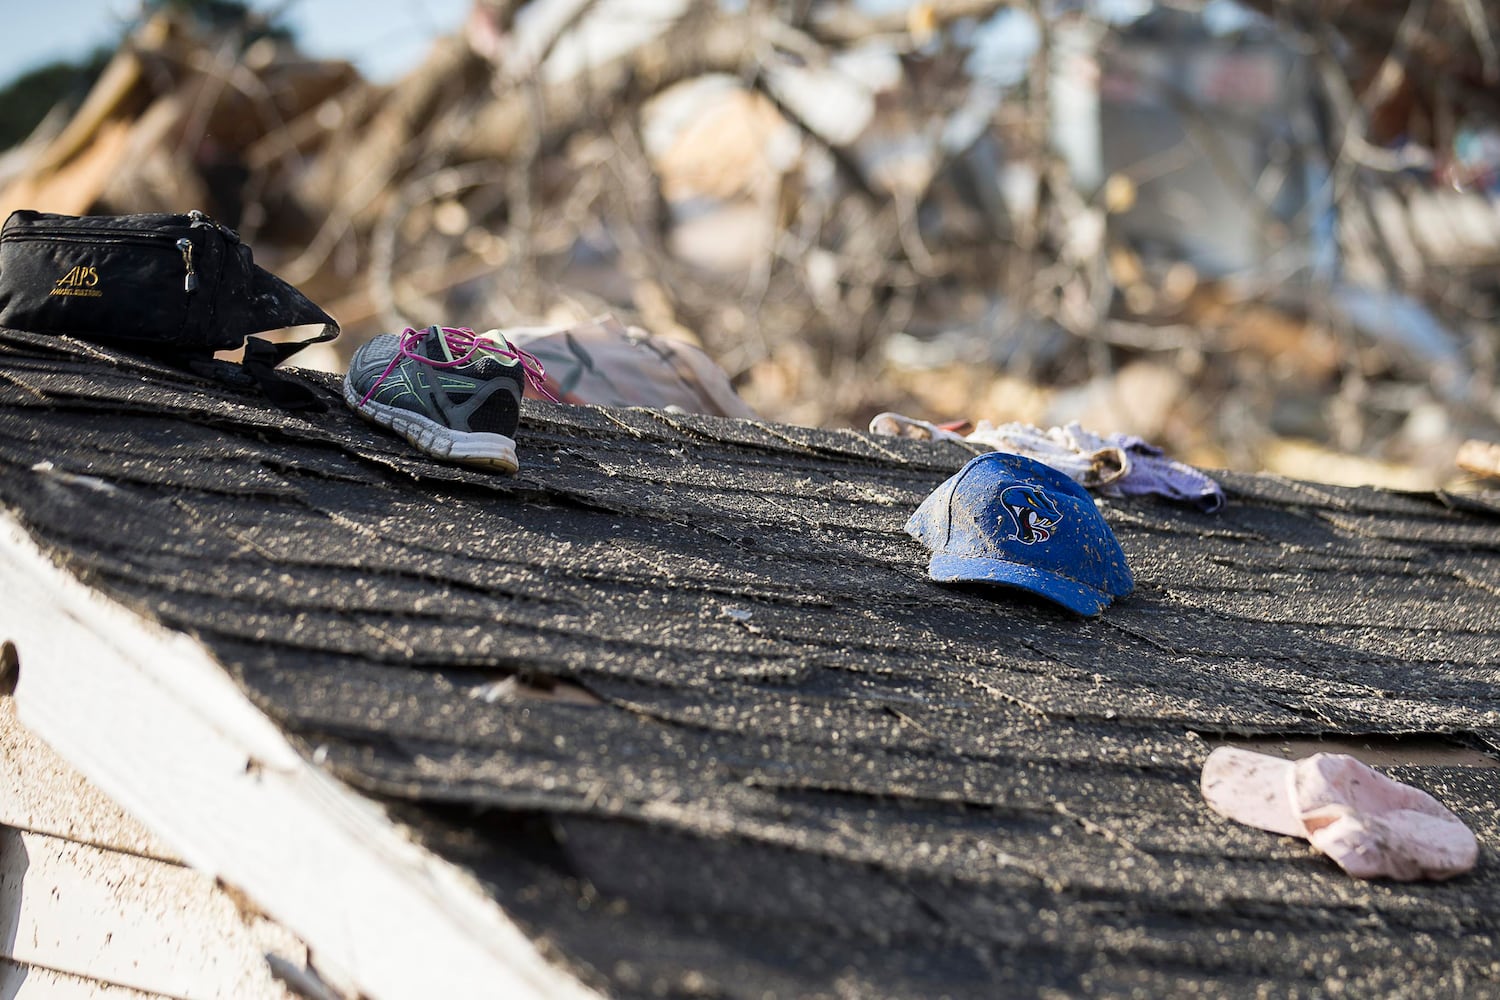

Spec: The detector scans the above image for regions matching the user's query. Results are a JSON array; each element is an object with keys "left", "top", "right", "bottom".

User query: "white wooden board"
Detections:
[
  {"left": 1, "top": 958, "right": 165, "bottom": 999},
  {"left": 0, "top": 698, "right": 178, "bottom": 862},
  {"left": 0, "top": 826, "right": 299, "bottom": 998}
]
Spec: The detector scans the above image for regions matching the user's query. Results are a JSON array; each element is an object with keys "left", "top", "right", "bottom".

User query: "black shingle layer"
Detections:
[{"left": 2, "top": 328, "right": 1498, "bottom": 998}]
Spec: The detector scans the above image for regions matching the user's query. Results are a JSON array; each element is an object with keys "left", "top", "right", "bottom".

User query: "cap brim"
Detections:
[
  {"left": 1200, "top": 746, "right": 1302, "bottom": 838},
  {"left": 926, "top": 552, "right": 1115, "bottom": 616}
]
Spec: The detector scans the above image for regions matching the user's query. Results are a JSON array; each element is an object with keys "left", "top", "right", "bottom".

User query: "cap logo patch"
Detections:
[{"left": 1000, "top": 484, "right": 1060, "bottom": 544}]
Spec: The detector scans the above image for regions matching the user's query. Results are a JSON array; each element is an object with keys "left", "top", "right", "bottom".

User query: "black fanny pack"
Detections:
[{"left": 0, "top": 209, "right": 339, "bottom": 410}]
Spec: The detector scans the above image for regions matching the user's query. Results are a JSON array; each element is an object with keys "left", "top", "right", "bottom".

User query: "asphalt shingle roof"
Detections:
[{"left": 2, "top": 328, "right": 1498, "bottom": 998}]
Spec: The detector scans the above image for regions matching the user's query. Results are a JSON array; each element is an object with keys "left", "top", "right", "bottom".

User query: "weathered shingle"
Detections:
[{"left": 2, "top": 328, "right": 1497, "bottom": 998}]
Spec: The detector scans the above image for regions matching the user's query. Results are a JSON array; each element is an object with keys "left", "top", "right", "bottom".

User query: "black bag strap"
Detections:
[
  {"left": 242, "top": 329, "right": 335, "bottom": 412},
  {"left": 235, "top": 266, "right": 341, "bottom": 412}
]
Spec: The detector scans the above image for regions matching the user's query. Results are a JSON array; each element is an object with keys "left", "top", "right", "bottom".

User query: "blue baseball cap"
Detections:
[{"left": 905, "top": 452, "right": 1134, "bottom": 616}]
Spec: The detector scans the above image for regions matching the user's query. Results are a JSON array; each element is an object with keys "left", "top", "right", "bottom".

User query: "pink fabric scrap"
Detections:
[{"left": 1200, "top": 746, "right": 1478, "bottom": 881}]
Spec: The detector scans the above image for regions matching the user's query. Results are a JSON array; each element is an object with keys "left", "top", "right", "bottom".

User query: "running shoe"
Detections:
[{"left": 343, "top": 324, "right": 553, "bottom": 472}]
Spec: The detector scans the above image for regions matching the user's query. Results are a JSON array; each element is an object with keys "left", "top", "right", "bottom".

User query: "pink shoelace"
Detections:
[{"left": 358, "top": 325, "right": 559, "bottom": 408}]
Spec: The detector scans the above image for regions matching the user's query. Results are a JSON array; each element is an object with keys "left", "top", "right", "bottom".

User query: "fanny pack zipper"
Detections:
[{"left": 3, "top": 228, "right": 203, "bottom": 294}]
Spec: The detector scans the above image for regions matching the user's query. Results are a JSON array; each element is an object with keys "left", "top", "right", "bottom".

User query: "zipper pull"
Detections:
[{"left": 177, "top": 238, "right": 198, "bottom": 293}]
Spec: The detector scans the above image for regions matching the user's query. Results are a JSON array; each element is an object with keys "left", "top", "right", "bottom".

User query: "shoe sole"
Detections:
[{"left": 343, "top": 377, "right": 520, "bottom": 473}]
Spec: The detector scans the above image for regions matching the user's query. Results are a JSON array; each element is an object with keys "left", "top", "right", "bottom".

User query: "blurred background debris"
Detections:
[{"left": 2, "top": 0, "right": 1499, "bottom": 491}]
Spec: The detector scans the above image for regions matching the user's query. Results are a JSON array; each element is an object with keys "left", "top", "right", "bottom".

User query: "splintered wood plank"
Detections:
[{"left": 1458, "top": 438, "right": 1500, "bottom": 480}]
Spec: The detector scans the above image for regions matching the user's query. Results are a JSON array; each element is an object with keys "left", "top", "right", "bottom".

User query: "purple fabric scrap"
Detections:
[
  {"left": 1102, "top": 431, "right": 1226, "bottom": 512},
  {"left": 967, "top": 421, "right": 1225, "bottom": 513},
  {"left": 869, "top": 414, "right": 1225, "bottom": 512}
]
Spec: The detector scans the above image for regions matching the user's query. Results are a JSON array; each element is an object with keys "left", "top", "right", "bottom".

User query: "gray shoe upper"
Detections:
[{"left": 347, "top": 328, "right": 524, "bottom": 438}]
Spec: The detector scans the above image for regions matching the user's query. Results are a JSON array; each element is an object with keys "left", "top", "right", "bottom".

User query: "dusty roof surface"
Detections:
[{"left": 2, "top": 328, "right": 1498, "bottom": 998}]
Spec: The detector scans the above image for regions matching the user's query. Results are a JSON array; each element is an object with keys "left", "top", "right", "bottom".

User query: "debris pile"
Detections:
[{"left": 2, "top": 0, "right": 1498, "bottom": 489}]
